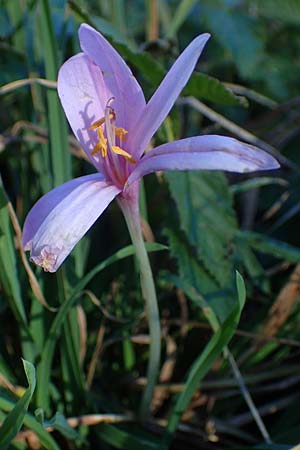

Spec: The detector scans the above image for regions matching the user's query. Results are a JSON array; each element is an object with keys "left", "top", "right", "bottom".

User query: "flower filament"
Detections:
[{"left": 90, "top": 100, "right": 136, "bottom": 164}]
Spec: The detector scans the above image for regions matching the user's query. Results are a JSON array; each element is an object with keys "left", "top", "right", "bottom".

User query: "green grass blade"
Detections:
[
  {"left": 0, "top": 360, "right": 36, "bottom": 450},
  {"left": 230, "top": 177, "right": 288, "bottom": 194},
  {"left": 238, "top": 230, "right": 300, "bottom": 262},
  {"left": 165, "top": 0, "right": 197, "bottom": 38},
  {"left": 36, "top": 243, "right": 167, "bottom": 410},
  {"left": 56, "top": 270, "right": 85, "bottom": 408},
  {"left": 38, "top": 0, "right": 71, "bottom": 186},
  {"left": 97, "top": 423, "right": 165, "bottom": 450},
  {"left": 164, "top": 273, "right": 246, "bottom": 443},
  {"left": 0, "top": 180, "right": 36, "bottom": 360},
  {"left": 0, "top": 396, "right": 61, "bottom": 450},
  {"left": 0, "top": 183, "right": 27, "bottom": 325}
]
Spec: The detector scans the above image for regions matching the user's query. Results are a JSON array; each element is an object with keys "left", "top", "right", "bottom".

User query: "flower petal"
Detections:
[
  {"left": 126, "top": 135, "right": 279, "bottom": 186},
  {"left": 79, "top": 24, "right": 146, "bottom": 135},
  {"left": 127, "top": 33, "right": 210, "bottom": 158},
  {"left": 23, "top": 174, "right": 121, "bottom": 272},
  {"left": 57, "top": 53, "right": 113, "bottom": 171}
]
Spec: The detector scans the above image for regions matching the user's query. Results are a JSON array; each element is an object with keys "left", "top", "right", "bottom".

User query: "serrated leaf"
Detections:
[
  {"left": 183, "top": 71, "right": 248, "bottom": 106},
  {"left": 165, "top": 228, "right": 236, "bottom": 321},
  {"left": 237, "top": 231, "right": 300, "bottom": 263},
  {"left": 0, "top": 360, "right": 36, "bottom": 450},
  {"left": 166, "top": 171, "right": 237, "bottom": 287},
  {"left": 120, "top": 44, "right": 245, "bottom": 106},
  {"left": 234, "top": 238, "right": 270, "bottom": 294}
]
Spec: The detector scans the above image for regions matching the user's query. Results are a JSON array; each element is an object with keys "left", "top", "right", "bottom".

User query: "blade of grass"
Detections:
[
  {"left": 38, "top": 0, "right": 71, "bottom": 186},
  {"left": 0, "top": 360, "right": 36, "bottom": 450},
  {"left": 56, "top": 269, "right": 85, "bottom": 408},
  {"left": 97, "top": 423, "right": 165, "bottom": 450},
  {"left": 0, "top": 396, "right": 61, "bottom": 450},
  {"left": 163, "top": 273, "right": 246, "bottom": 444},
  {"left": 36, "top": 243, "right": 167, "bottom": 410},
  {"left": 165, "top": 0, "right": 197, "bottom": 39},
  {"left": 0, "top": 179, "right": 36, "bottom": 360},
  {"left": 0, "top": 181, "right": 27, "bottom": 326}
]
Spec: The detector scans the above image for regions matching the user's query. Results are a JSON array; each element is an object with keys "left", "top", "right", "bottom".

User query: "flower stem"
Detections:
[{"left": 118, "top": 194, "right": 161, "bottom": 419}]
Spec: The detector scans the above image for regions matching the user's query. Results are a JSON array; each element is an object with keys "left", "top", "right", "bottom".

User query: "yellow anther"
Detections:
[
  {"left": 89, "top": 113, "right": 114, "bottom": 131},
  {"left": 91, "top": 127, "right": 107, "bottom": 157},
  {"left": 112, "top": 146, "right": 136, "bottom": 164},
  {"left": 90, "top": 106, "right": 134, "bottom": 163},
  {"left": 115, "top": 127, "right": 128, "bottom": 140}
]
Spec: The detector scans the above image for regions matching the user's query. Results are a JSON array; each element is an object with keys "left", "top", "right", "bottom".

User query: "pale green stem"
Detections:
[{"left": 118, "top": 195, "right": 161, "bottom": 419}]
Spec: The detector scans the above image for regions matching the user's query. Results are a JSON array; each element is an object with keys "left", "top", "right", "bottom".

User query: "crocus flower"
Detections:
[{"left": 22, "top": 24, "right": 279, "bottom": 272}]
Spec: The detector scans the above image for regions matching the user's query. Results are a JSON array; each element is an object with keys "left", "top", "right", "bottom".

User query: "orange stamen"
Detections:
[
  {"left": 90, "top": 102, "right": 135, "bottom": 164},
  {"left": 112, "top": 145, "right": 136, "bottom": 164}
]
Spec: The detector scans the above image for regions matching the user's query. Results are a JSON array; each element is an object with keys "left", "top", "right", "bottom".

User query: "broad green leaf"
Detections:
[
  {"left": 234, "top": 239, "right": 270, "bottom": 294},
  {"left": 166, "top": 171, "right": 237, "bottom": 287},
  {"left": 119, "top": 43, "right": 246, "bottom": 106},
  {"left": 165, "top": 228, "right": 236, "bottom": 321},
  {"left": 183, "top": 71, "right": 248, "bottom": 107},
  {"left": 0, "top": 360, "right": 36, "bottom": 450}
]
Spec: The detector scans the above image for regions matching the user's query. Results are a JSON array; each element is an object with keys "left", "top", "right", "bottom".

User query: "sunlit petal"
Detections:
[
  {"left": 79, "top": 24, "right": 146, "bottom": 136},
  {"left": 127, "top": 33, "right": 210, "bottom": 158},
  {"left": 126, "top": 135, "right": 279, "bottom": 186},
  {"left": 23, "top": 174, "right": 121, "bottom": 272},
  {"left": 57, "top": 53, "right": 113, "bottom": 171}
]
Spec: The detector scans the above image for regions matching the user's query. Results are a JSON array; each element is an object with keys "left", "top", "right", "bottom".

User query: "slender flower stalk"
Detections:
[
  {"left": 118, "top": 193, "right": 160, "bottom": 418},
  {"left": 22, "top": 24, "right": 279, "bottom": 417}
]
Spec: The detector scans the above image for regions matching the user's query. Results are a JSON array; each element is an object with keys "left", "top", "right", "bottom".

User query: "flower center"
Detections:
[{"left": 89, "top": 99, "right": 136, "bottom": 164}]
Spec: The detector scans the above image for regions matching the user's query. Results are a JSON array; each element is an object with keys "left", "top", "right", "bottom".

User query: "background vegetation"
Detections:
[{"left": 1, "top": 0, "right": 300, "bottom": 449}]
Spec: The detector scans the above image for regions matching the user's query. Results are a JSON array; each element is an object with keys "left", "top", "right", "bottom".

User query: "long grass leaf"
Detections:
[
  {"left": 36, "top": 243, "right": 167, "bottom": 409},
  {"left": 38, "top": 0, "right": 71, "bottom": 186},
  {"left": 0, "top": 396, "right": 61, "bottom": 450},
  {"left": 164, "top": 273, "right": 246, "bottom": 442},
  {"left": 0, "top": 360, "right": 36, "bottom": 450}
]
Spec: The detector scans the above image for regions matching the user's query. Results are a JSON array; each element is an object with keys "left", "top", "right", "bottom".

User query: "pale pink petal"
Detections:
[
  {"left": 23, "top": 174, "right": 121, "bottom": 272},
  {"left": 126, "top": 135, "right": 279, "bottom": 186},
  {"left": 127, "top": 33, "right": 210, "bottom": 158},
  {"left": 79, "top": 24, "right": 146, "bottom": 136},
  {"left": 57, "top": 53, "right": 111, "bottom": 171}
]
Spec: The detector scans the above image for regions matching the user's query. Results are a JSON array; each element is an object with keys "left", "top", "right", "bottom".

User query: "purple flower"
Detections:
[{"left": 22, "top": 24, "right": 279, "bottom": 272}]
